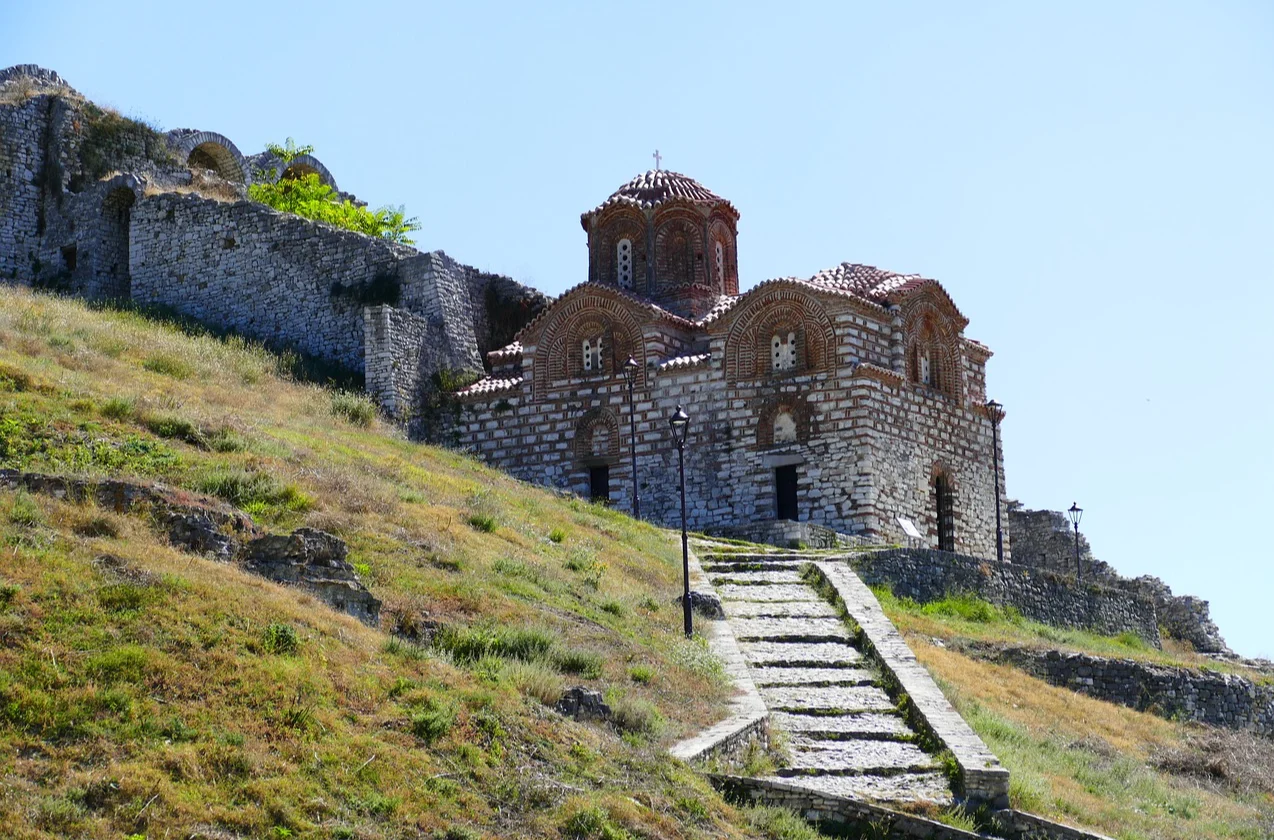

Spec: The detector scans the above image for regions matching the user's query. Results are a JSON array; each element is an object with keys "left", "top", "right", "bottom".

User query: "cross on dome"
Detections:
[{"left": 652, "top": 149, "right": 662, "bottom": 170}]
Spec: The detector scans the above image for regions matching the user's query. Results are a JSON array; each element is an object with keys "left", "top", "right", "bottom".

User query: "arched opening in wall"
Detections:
[
  {"left": 933, "top": 473, "right": 955, "bottom": 552},
  {"left": 99, "top": 187, "right": 136, "bottom": 299},
  {"left": 186, "top": 142, "right": 244, "bottom": 183}
]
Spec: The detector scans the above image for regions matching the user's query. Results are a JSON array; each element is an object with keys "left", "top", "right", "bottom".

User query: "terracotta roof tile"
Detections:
[
  {"left": 457, "top": 376, "right": 523, "bottom": 399},
  {"left": 586, "top": 170, "right": 738, "bottom": 218},
  {"left": 486, "top": 341, "right": 522, "bottom": 365},
  {"left": 655, "top": 352, "right": 712, "bottom": 372}
]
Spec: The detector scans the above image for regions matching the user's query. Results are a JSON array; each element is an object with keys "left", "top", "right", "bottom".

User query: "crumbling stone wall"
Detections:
[
  {"left": 849, "top": 548, "right": 1161, "bottom": 644},
  {"left": 966, "top": 644, "right": 1274, "bottom": 737}
]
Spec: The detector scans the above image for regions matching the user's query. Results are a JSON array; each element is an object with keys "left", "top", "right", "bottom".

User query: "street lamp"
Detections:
[
  {"left": 622, "top": 356, "right": 641, "bottom": 519},
  {"left": 669, "top": 405, "right": 692, "bottom": 638},
  {"left": 1066, "top": 502, "right": 1083, "bottom": 581},
  {"left": 985, "top": 400, "right": 1006, "bottom": 564}
]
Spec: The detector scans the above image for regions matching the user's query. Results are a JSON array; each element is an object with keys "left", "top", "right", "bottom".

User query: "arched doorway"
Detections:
[{"left": 98, "top": 187, "right": 135, "bottom": 299}]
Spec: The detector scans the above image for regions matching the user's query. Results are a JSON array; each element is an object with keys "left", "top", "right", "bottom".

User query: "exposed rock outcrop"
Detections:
[
  {"left": 242, "top": 528, "right": 381, "bottom": 626},
  {"left": 554, "top": 686, "right": 612, "bottom": 722}
]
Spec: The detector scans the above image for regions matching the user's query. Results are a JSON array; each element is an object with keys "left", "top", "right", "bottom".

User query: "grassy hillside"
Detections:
[
  {"left": 874, "top": 593, "right": 1274, "bottom": 840},
  {"left": 0, "top": 286, "right": 819, "bottom": 840}
]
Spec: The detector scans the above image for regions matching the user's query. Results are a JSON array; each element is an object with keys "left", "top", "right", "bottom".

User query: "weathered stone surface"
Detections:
[
  {"left": 963, "top": 643, "right": 1274, "bottom": 737},
  {"left": 771, "top": 711, "right": 910, "bottom": 739},
  {"left": 740, "top": 641, "right": 864, "bottom": 667},
  {"left": 731, "top": 616, "right": 851, "bottom": 642},
  {"left": 760, "top": 685, "right": 896, "bottom": 713},
  {"left": 242, "top": 528, "right": 381, "bottom": 626},
  {"left": 554, "top": 686, "right": 612, "bottom": 722},
  {"left": 723, "top": 600, "right": 839, "bottom": 619},
  {"left": 676, "top": 590, "right": 725, "bottom": 619},
  {"left": 718, "top": 584, "right": 819, "bottom": 603},
  {"left": 706, "top": 569, "right": 806, "bottom": 586},
  {"left": 753, "top": 771, "right": 955, "bottom": 806},
  {"left": 781, "top": 739, "right": 938, "bottom": 774},
  {"left": 749, "top": 667, "right": 875, "bottom": 687}
]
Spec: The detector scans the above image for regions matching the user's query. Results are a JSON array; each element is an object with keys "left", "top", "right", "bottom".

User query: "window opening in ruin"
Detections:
[
  {"left": 714, "top": 240, "right": 725, "bottom": 283},
  {"left": 581, "top": 337, "right": 603, "bottom": 373},
  {"left": 617, "top": 238, "right": 633, "bottom": 289},
  {"left": 771, "top": 332, "right": 797, "bottom": 372},
  {"left": 775, "top": 465, "right": 798, "bottom": 521},
  {"left": 60, "top": 245, "right": 77, "bottom": 272},
  {"left": 934, "top": 474, "right": 955, "bottom": 552},
  {"left": 773, "top": 411, "right": 797, "bottom": 445},
  {"left": 589, "top": 465, "right": 611, "bottom": 505}
]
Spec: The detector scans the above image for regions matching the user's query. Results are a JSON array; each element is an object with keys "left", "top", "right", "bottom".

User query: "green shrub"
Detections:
[
  {"left": 548, "top": 527, "right": 567, "bottom": 544},
  {"left": 142, "top": 354, "right": 193, "bottom": 380},
  {"left": 561, "top": 806, "right": 630, "bottom": 840},
  {"left": 628, "top": 664, "right": 654, "bottom": 684},
  {"left": 410, "top": 697, "right": 455, "bottom": 744},
  {"left": 97, "top": 583, "right": 153, "bottom": 613},
  {"left": 434, "top": 624, "right": 556, "bottom": 665},
  {"left": 8, "top": 491, "right": 43, "bottom": 527},
  {"left": 99, "top": 396, "right": 135, "bottom": 420},
  {"left": 194, "top": 468, "right": 313, "bottom": 514},
  {"left": 467, "top": 513, "right": 497, "bottom": 533},
  {"left": 330, "top": 390, "right": 377, "bottom": 426},
  {"left": 86, "top": 645, "right": 148, "bottom": 684},
  {"left": 262, "top": 622, "right": 300, "bottom": 655},
  {"left": 609, "top": 695, "right": 664, "bottom": 737},
  {"left": 555, "top": 648, "right": 603, "bottom": 679},
  {"left": 599, "top": 599, "right": 625, "bottom": 617},
  {"left": 206, "top": 428, "right": 250, "bottom": 453},
  {"left": 143, "top": 413, "right": 204, "bottom": 446},
  {"left": 919, "top": 593, "right": 1011, "bottom": 624}
]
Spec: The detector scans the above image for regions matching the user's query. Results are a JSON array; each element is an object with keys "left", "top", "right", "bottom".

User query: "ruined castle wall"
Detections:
[
  {"left": 364, "top": 304, "right": 471, "bottom": 421},
  {"left": 130, "top": 192, "right": 435, "bottom": 373},
  {"left": 850, "top": 548, "right": 1161, "bottom": 643}
]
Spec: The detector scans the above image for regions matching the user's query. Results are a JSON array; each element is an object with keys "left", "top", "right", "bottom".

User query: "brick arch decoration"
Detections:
[
  {"left": 168, "top": 130, "right": 248, "bottom": 184},
  {"left": 723, "top": 287, "right": 837, "bottom": 384},
  {"left": 574, "top": 407, "right": 621, "bottom": 464},
  {"left": 755, "top": 394, "right": 816, "bottom": 448},
  {"left": 707, "top": 214, "right": 738, "bottom": 295},
  {"left": 904, "top": 300, "right": 962, "bottom": 399},
  {"left": 653, "top": 207, "right": 706, "bottom": 292},
  {"left": 590, "top": 205, "right": 647, "bottom": 290},
  {"left": 534, "top": 291, "right": 646, "bottom": 397},
  {"left": 281, "top": 153, "right": 339, "bottom": 191}
]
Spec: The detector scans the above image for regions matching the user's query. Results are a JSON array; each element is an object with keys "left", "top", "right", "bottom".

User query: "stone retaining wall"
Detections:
[
  {"left": 964, "top": 644, "right": 1274, "bottom": 737},
  {"left": 850, "top": 549, "right": 1161, "bottom": 646},
  {"left": 810, "top": 562, "right": 1011, "bottom": 808}
]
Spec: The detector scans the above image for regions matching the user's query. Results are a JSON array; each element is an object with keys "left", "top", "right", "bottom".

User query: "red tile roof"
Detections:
[{"left": 586, "top": 170, "right": 738, "bottom": 217}]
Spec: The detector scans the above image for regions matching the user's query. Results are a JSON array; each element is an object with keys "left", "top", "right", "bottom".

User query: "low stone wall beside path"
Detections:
[{"left": 849, "top": 549, "right": 1161, "bottom": 647}]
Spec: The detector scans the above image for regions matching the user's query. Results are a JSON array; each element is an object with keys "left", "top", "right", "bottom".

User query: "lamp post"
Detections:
[
  {"left": 985, "top": 399, "right": 1006, "bottom": 565},
  {"left": 669, "top": 405, "right": 692, "bottom": 638},
  {"left": 622, "top": 356, "right": 641, "bottom": 519},
  {"left": 1066, "top": 502, "right": 1084, "bottom": 581}
]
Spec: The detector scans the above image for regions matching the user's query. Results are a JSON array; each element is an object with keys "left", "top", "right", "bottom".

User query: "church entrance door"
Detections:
[
  {"left": 775, "top": 465, "right": 798, "bottom": 521},
  {"left": 934, "top": 474, "right": 955, "bottom": 552},
  {"left": 589, "top": 465, "right": 610, "bottom": 505}
]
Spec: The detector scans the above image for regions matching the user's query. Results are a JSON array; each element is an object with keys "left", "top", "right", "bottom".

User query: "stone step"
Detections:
[
  {"left": 705, "top": 569, "right": 805, "bottom": 586},
  {"left": 739, "top": 641, "right": 864, "bottom": 667},
  {"left": 761, "top": 685, "right": 896, "bottom": 713},
  {"left": 723, "top": 600, "right": 839, "bottom": 619},
  {"left": 749, "top": 667, "right": 875, "bottom": 687},
  {"left": 780, "top": 739, "right": 939, "bottom": 775},
  {"left": 760, "top": 771, "right": 954, "bottom": 805},
  {"left": 717, "top": 584, "right": 819, "bottom": 603},
  {"left": 772, "top": 711, "right": 911, "bottom": 740},
  {"left": 730, "top": 617, "right": 850, "bottom": 642}
]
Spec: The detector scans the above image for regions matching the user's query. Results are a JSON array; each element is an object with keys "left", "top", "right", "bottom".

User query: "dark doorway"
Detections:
[
  {"left": 775, "top": 465, "right": 798, "bottom": 521},
  {"left": 934, "top": 474, "right": 955, "bottom": 552},
  {"left": 589, "top": 465, "right": 610, "bottom": 505}
]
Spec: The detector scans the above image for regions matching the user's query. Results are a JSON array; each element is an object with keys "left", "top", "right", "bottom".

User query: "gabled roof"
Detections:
[
  {"left": 513, "top": 282, "right": 697, "bottom": 346},
  {"left": 583, "top": 170, "right": 739, "bottom": 221}
]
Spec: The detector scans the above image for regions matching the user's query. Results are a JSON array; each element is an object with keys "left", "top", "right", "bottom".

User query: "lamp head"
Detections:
[
  {"left": 669, "top": 405, "right": 689, "bottom": 446},
  {"left": 985, "top": 399, "right": 1005, "bottom": 424},
  {"left": 1066, "top": 502, "right": 1083, "bottom": 527},
  {"left": 622, "top": 356, "right": 638, "bottom": 383}
]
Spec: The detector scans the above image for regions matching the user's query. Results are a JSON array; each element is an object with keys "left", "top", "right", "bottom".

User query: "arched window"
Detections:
[
  {"left": 581, "top": 336, "right": 603, "bottom": 374},
  {"left": 919, "top": 349, "right": 933, "bottom": 387},
  {"left": 714, "top": 240, "right": 725, "bottom": 284},
  {"left": 771, "top": 332, "right": 797, "bottom": 372},
  {"left": 773, "top": 411, "right": 797, "bottom": 444},
  {"left": 617, "top": 238, "right": 634, "bottom": 289}
]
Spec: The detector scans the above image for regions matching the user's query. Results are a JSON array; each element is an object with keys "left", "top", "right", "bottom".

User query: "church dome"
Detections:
[{"left": 585, "top": 170, "right": 739, "bottom": 218}]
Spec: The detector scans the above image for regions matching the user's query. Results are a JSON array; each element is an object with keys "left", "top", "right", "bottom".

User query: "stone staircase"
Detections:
[{"left": 703, "top": 549, "right": 955, "bottom": 806}]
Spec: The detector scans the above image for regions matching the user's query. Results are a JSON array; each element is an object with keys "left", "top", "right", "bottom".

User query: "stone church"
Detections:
[{"left": 455, "top": 169, "right": 1007, "bottom": 556}]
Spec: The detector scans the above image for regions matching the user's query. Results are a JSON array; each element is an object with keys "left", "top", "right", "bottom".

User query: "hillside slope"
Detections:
[{"left": 0, "top": 287, "right": 819, "bottom": 840}]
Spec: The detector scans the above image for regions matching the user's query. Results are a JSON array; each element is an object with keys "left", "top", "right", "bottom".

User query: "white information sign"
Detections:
[{"left": 896, "top": 517, "right": 923, "bottom": 540}]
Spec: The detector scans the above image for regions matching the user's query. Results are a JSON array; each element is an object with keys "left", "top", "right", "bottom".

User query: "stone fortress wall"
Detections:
[{"left": 0, "top": 65, "right": 540, "bottom": 412}]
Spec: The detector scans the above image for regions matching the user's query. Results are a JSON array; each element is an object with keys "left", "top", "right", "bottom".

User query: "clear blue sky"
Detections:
[{"left": 5, "top": 1, "right": 1271, "bottom": 657}]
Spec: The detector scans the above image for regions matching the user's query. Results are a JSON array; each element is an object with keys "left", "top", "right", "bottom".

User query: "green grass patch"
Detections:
[{"left": 142, "top": 353, "right": 194, "bottom": 380}]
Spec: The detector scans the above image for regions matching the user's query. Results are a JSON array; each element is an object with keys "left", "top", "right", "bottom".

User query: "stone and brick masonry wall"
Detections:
[
  {"left": 849, "top": 549, "right": 1161, "bottom": 645},
  {"left": 967, "top": 645, "right": 1274, "bottom": 737}
]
